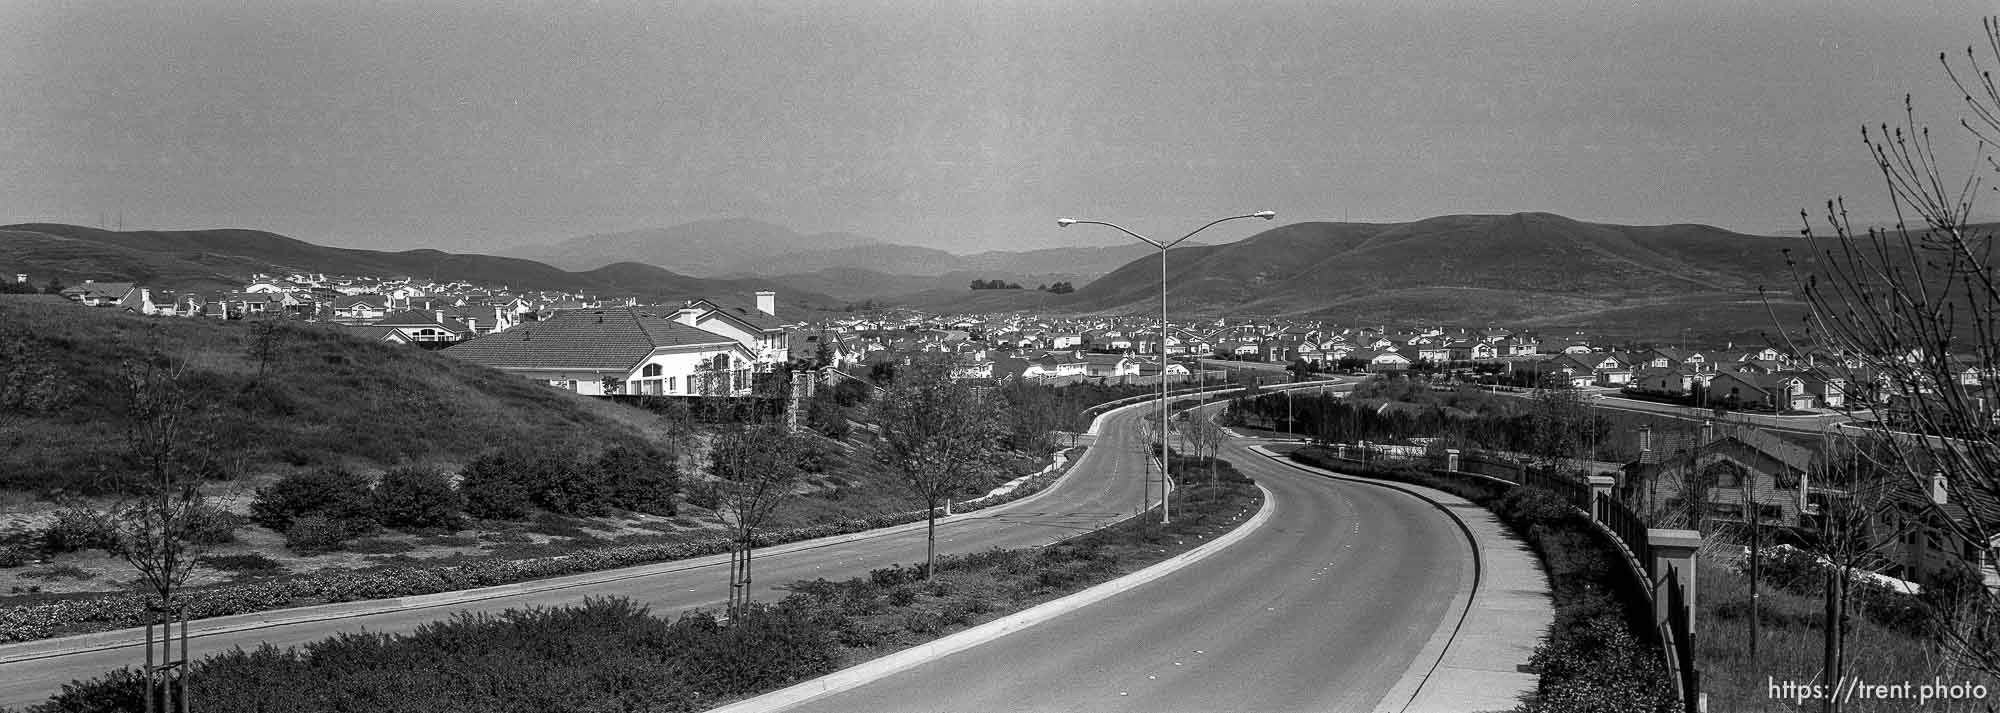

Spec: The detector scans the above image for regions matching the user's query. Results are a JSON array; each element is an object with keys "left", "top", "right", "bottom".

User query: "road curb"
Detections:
[
  {"left": 2, "top": 401, "right": 1183, "bottom": 667},
  {"left": 1244, "top": 445, "right": 1485, "bottom": 713},
  {"left": 706, "top": 481, "right": 1279, "bottom": 713}
]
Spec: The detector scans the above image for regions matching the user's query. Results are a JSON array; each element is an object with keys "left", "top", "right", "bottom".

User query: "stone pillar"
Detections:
[
  {"left": 1588, "top": 474, "right": 1615, "bottom": 516},
  {"left": 1445, "top": 448, "right": 1461, "bottom": 472},
  {"left": 1647, "top": 528, "right": 1702, "bottom": 617}
]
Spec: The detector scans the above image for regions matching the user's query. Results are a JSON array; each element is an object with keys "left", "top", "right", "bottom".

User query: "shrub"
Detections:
[
  {"left": 459, "top": 449, "right": 537, "bottom": 520},
  {"left": 597, "top": 445, "right": 678, "bottom": 516},
  {"left": 531, "top": 455, "right": 613, "bottom": 517},
  {"left": 807, "top": 397, "right": 850, "bottom": 439},
  {"left": 199, "top": 553, "right": 286, "bottom": 575},
  {"left": 1523, "top": 615, "right": 1677, "bottom": 713},
  {"left": 683, "top": 481, "right": 722, "bottom": 512},
  {"left": 19, "top": 563, "right": 91, "bottom": 581},
  {"left": 251, "top": 466, "right": 376, "bottom": 533},
  {"left": 40, "top": 506, "right": 117, "bottom": 554},
  {"left": 285, "top": 515, "right": 350, "bottom": 554},
  {"left": 371, "top": 465, "right": 464, "bottom": 530},
  {"left": 181, "top": 502, "right": 243, "bottom": 546}
]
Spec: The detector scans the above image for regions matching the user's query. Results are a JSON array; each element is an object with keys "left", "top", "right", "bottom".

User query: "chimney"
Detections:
[
  {"left": 756, "top": 290, "right": 777, "bottom": 317},
  {"left": 435, "top": 310, "right": 445, "bottom": 324},
  {"left": 1932, "top": 470, "right": 1949, "bottom": 505}
]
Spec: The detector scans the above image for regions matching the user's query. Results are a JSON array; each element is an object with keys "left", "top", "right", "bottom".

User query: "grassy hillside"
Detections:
[
  {"left": 0, "top": 295, "right": 671, "bottom": 494},
  {"left": 1067, "top": 212, "right": 1807, "bottom": 337}
]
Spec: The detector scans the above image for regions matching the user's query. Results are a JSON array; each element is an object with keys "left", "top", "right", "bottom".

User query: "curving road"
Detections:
[
  {"left": 781, "top": 405, "right": 1477, "bottom": 713},
  {"left": 0, "top": 399, "right": 1188, "bottom": 708}
]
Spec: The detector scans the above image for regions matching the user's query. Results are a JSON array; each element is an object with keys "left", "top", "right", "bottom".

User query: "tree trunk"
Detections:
[
  {"left": 1823, "top": 567, "right": 1840, "bottom": 713},
  {"left": 924, "top": 499, "right": 938, "bottom": 580}
]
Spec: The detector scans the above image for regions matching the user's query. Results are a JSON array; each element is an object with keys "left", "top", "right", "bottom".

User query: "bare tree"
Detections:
[
  {"left": 708, "top": 423, "right": 807, "bottom": 618},
  {"left": 106, "top": 355, "right": 227, "bottom": 713},
  {"left": 242, "top": 318, "right": 287, "bottom": 384},
  {"left": 1797, "top": 436, "right": 1913, "bottom": 712},
  {"left": 1183, "top": 411, "right": 1226, "bottom": 485},
  {"left": 872, "top": 354, "right": 1006, "bottom": 579},
  {"left": 1778, "top": 17, "right": 2000, "bottom": 678}
]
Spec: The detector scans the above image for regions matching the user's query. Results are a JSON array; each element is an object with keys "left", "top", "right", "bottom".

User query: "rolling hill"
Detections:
[
  {"left": 0, "top": 294, "right": 676, "bottom": 493},
  {"left": 503, "top": 219, "right": 882, "bottom": 275},
  {"left": 0, "top": 224, "right": 836, "bottom": 306},
  {"left": 1065, "top": 212, "right": 1807, "bottom": 330},
  {"left": 716, "top": 241, "right": 1169, "bottom": 280}
]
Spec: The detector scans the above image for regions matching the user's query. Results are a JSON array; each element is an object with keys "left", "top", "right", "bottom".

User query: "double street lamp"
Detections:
[{"left": 1057, "top": 211, "right": 1277, "bottom": 522}]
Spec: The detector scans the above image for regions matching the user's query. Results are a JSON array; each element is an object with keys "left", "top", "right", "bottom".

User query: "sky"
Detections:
[{"left": 4, "top": 0, "right": 1998, "bottom": 254}]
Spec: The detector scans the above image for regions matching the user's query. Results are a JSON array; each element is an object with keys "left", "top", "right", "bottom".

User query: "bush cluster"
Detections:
[
  {"left": 251, "top": 467, "right": 378, "bottom": 539},
  {"left": 0, "top": 446, "right": 1081, "bottom": 644},
  {"left": 461, "top": 445, "right": 677, "bottom": 520},
  {"left": 24, "top": 597, "right": 843, "bottom": 713}
]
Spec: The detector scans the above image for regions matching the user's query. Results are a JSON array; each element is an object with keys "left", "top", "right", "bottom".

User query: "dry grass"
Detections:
[{"left": 1696, "top": 557, "right": 1999, "bottom": 713}]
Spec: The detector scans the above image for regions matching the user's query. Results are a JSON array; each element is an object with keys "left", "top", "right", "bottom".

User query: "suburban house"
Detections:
[
  {"left": 1360, "top": 349, "right": 1412, "bottom": 372},
  {"left": 790, "top": 330, "right": 858, "bottom": 369},
  {"left": 1024, "top": 351, "right": 1089, "bottom": 378},
  {"left": 1629, "top": 366, "right": 1712, "bottom": 396},
  {"left": 329, "top": 295, "right": 392, "bottom": 323},
  {"left": 1621, "top": 426, "right": 1828, "bottom": 532},
  {"left": 375, "top": 310, "right": 475, "bottom": 344},
  {"left": 1870, "top": 470, "right": 2000, "bottom": 589},
  {"left": 1083, "top": 353, "right": 1142, "bottom": 378},
  {"left": 59, "top": 281, "right": 137, "bottom": 307},
  {"left": 948, "top": 354, "right": 995, "bottom": 380},
  {"left": 440, "top": 305, "right": 516, "bottom": 336},
  {"left": 668, "top": 291, "right": 790, "bottom": 369},
  {"left": 1705, "top": 371, "right": 1813, "bottom": 411},
  {"left": 440, "top": 306, "right": 757, "bottom": 396}
]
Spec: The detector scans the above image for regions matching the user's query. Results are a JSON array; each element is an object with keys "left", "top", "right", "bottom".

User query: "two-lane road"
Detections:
[
  {"left": 0, "top": 401, "right": 1177, "bottom": 708},
  {"left": 783, "top": 414, "right": 1476, "bottom": 713}
]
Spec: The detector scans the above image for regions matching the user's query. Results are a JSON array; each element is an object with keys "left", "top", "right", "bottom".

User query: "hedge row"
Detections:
[{"left": 0, "top": 447, "right": 1081, "bottom": 644}]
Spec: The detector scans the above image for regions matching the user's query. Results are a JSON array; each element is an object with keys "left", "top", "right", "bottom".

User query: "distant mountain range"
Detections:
[
  {"left": 502, "top": 219, "right": 1180, "bottom": 299},
  {"left": 1045, "top": 212, "right": 1814, "bottom": 339},
  {"left": 0, "top": 213, "right": 1838, "bottom": 341},
  {"left": 0, "top": 223, "right": 834, "bottom": 308},
  {"left": 503, "top": 219, "right": 882, "bottom": 276}
]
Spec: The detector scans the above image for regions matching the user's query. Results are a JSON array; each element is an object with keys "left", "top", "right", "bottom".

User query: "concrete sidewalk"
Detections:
[{"left": 1248, "top": 446, "right": 1551, "bottom": 713}]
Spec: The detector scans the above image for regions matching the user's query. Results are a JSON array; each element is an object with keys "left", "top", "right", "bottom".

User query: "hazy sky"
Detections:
[{"left": 4, "top": 0, "right": 1996, "bottom": 254}]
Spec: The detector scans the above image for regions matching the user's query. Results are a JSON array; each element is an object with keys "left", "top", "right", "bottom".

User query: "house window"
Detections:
[
  {"left": 668, "top": 376, "right": 678, "bottom": 393},
  {"left": 642, "top": 364, "right": 663, "bottom": 378},
  {"left": 1711, "top": 502, "right": 1744, "bottom": 521},
  {"left": 1758, "top": 503, "right": 1784, "bottom": 523},
  {"left": 1705, "top": 461, "right": 1745, "bottom": 489}
]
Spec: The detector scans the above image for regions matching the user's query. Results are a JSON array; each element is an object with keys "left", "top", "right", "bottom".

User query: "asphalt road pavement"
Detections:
[{"left": 786, "top": 430, "right": 1475, "bottom": 713}]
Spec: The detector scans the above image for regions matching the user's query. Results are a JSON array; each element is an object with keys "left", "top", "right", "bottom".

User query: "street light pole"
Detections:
[{"left": 1058, "top": 211, "right": 1276, "bottom": 523}]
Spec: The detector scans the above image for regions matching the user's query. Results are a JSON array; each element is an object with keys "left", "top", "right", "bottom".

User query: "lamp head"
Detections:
[
  {"left": 1056, "top": 218, "right": 1078, "bottom": 227},
  {"left": 1253, "top": 211, "right": 1277, "bottom": 220}
]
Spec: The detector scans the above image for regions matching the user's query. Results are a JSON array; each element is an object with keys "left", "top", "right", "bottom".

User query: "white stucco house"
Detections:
[{"left": 440, "top": 306, "right": 758, "bottom": 396}]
